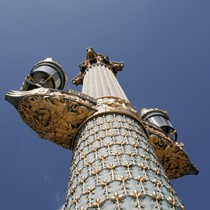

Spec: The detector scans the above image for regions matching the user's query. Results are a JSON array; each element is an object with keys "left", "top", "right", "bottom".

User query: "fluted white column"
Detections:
[{"left": 82, "top": 64, "right": 129, "bottom": 101}]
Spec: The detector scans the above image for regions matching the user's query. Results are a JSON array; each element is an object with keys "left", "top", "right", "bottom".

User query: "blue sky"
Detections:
[{"left": 1, "top": 0, "right": 209, "bottom": 209}]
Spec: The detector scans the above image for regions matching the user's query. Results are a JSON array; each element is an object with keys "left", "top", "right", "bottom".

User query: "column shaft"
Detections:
[
  {"left": 82, "top": 64, "right": 129, "bottom": 101},
  {"left": 65, "top": 113, "right": 184, "bottom": 210}
]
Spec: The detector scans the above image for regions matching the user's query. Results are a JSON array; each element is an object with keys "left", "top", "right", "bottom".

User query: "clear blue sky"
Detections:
[{"left": 1, "top": 0, "right": 209, "bottom": 209}]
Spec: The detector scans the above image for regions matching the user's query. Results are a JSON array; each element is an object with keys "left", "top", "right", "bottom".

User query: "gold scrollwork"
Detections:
[
  {"left": 95, "top": 96, "right": 139, "bottom": 120},
  {"left": 148, "top": 132, "right": 198, "bottom": 179},
  {"left": 17, "top": 90, "right": 96, "bottom": 149}
]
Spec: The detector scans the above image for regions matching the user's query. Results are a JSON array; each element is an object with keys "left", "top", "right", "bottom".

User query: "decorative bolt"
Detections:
[
  {"left": 140, "top": 163, "right": 146, "bottom": 170},
  {"left": 88, "top": 160, "right": 94, "bottom": 166},
  {"left": 87, "top": 187, "right": 94, "bottom": 193},
  {"left": 79, "top": 176, "right": 87, "bottom": 184},
  {"left": 82, "top": 153, "right": 87, "bottom": 159},
  {"left": 118, "top": 175, "right": 128, "bottom": 194},
  {"left": 91, "top": 198, "right": 104, "bottom": 208},
  {"left": 136, "top": 176, "right": 144, "bottom": 182},
  {"left": 167, "top": 196, "right": 177, "bottom": 207},
  {"left": 150, "top": 192, "right": 163, "bottom": 201},
  {"left": 130, "top": 190, "right": 143, "bottom": 199},
  {"left": 111, "top": 192, "right": 123, "bottom": 202},
  {"left": 72, "top": 196, "right": 79, "bottom": 205},
  {"left": 152, "top": 179, "right": 162, "bottom": 187},
  {"left": 107, "top": 164, "right": 116, "bottom": 180},
  {"left": 153, "top": 168, "right": 160, "bottom": 175},
  {"left": 70, "top": 186, "right": 76, "bottom": 195},
  {"left": 86, "top": 141, "right": 92, "bottom": 146},
  {"left": 135, "top": 176, "right": 147, "bottom": 193}
]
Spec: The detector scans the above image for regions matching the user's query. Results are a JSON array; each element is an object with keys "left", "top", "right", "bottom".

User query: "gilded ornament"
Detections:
[
  {"left": 72, "top": 48, "right": 124, "bottom": 85},
  {"left": 143, "top": 122, "right": 199, "bottom": 179},
  {"left": 91, "top": 198, "right": 104, "bottom": 208},
  {"left": 6, "top": 88, "right": 97, "bottom": 149},
  {"left": 95, "top": 96, "right": 140, "bottom": 121}
]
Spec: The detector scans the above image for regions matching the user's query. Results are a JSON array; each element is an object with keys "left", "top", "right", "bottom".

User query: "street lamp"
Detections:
[
  {"left": 141, "top": 108, "right": 177, "bottom": 141},
  {"left": 5, "top": 48, "right": 199, "bottom": 210},
  {"left": 21, "top": 57, "right": 68, "bottom": 91}
]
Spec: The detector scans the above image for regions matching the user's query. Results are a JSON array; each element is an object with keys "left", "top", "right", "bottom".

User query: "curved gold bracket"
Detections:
[
  {"left": 6, "top": 88, "right": 97, "bottom": 149},
  {"left": 143, "top": 122, "right": 199, "bottom": 179},
  {"left": 5, "top": 88, "right": 199, "bottom": 178}
]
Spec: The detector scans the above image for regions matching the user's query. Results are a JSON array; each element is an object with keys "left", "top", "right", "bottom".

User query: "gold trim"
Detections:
[
  {"left": 8, "top": 88, "right": 97, "bottom": 149},
  {"left": 72, "top": 48, "right": 124, "bottom": 85},
  {"left": 143, "top": 122, "right": 199, "bottom": 179}
]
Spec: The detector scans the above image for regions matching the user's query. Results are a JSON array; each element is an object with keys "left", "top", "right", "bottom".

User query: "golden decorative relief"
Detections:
[
  {"left": 95, "top": 96, "right": 140, "bottom": 120},
  {"left": 7, "top": 88, "right": 97, "bottom": 149},
  {"left": 143, "top": 123, "right": 199, "bottom": 179},
  {"left": 72, "top": 47, "right": 124, "bottom": 85}
]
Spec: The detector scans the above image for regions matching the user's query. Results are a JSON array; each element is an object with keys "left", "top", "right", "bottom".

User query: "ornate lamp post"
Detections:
[{"left": 5, "top": 48, "right": 198, "bottom": 209}]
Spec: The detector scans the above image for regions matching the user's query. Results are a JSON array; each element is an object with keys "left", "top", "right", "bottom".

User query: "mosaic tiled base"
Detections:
[{"left": 65, "top": 113, "right": 184, "bottom": 210}]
